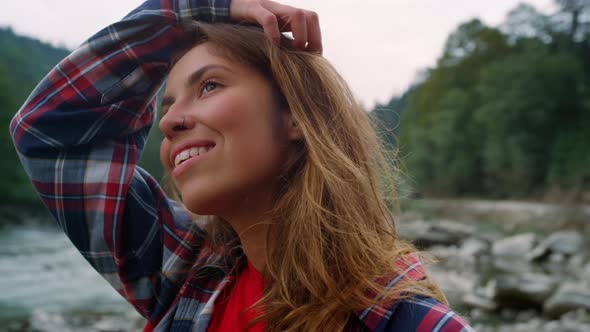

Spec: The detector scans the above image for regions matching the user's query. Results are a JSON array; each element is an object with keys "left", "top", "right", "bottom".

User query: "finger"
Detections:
[
  {"left": 261, "top": 1, "right": 295, "bottom": 18},
  {"left": 277, "top": 15, "right": 292, "bottom": 32},
  {"left": 304, "top": 10, "right": 322, "bottom": 54},
  {"left": 255, "top": 6, "right": 281, "bottom": 45},
  {"left": 289, "top": 9, "right": 308, "bottom": 49},
  {"left": 260, "top": 1, "right": 305, "bottom": 44}
]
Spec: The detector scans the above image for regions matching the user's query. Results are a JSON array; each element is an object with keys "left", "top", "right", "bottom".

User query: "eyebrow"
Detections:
[{"left": 160, "top": 64, "right": 232, "bottom": 112}]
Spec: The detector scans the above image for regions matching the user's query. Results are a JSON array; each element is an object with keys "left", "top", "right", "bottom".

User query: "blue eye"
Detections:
[{"left": 200, "top": 80, "right": 220, "bottom": 96}]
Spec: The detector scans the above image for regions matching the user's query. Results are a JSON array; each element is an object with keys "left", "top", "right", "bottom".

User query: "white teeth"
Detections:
[
  {"left": 180, "top": 150, "right": 189, "bottom": 160},
  {"left": 174, "top": 146, "right": 214, "bottom": 167}
]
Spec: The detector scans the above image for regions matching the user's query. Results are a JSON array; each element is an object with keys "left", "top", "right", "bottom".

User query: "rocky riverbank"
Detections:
[
  {"left": 2, "top": 200, "right": 588, "bottom": 331},
  {"left": 398, "top": 210, "right": 590, "bottom": 332}
]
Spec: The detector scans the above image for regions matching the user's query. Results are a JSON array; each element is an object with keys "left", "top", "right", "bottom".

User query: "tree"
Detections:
[
  {"left": 553, "top": 0, "right": 590, "bottom": 42},
  {"left": 502, "top": 3, "right": 553, "bottom": 42},
  {"left": 398, "top": 21, "right": 510, "bottom": 196},
  {"left": 475, "top": 47, "right": 586, "bottom": 196},
  {"left": 0, "top": 28, "right": 69, "bottom": 207}
]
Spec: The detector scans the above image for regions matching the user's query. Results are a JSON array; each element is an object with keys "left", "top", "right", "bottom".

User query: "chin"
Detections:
[
  {"left": 181, "top": 190, "right": 226, "bottom": 216},
  {"left": 183, "top": 197, "right": 217, "bottom": 216}
]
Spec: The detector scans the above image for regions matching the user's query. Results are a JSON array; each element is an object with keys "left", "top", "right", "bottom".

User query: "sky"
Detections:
[{"left": 0, "top": 0, "right": 556, "bottom": 108}]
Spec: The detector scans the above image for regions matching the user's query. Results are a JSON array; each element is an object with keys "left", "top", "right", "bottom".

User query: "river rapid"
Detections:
[
  {"left": 0, "top": 223, "right": 144, "bottom": 331},
  {"left": 2, "top": 200, "right": 589, "bottom": 331}
]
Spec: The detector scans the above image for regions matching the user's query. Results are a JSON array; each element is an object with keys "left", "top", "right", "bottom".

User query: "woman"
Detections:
[{"left": 10, "top": 0, "right": 473, "bottom": 331}]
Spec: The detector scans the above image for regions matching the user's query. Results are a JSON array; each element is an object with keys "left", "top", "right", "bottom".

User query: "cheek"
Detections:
[
  {"left": 207, "top": 95, "right": 284, "bottom": 175},
  {"left": 159, "top": 140, "right": 171, "bottom": 171},
  {"left": 201, "top": 92, "right": 275, "bottom": 149},
  {"left": 202, "top": 94, "right": 250, "bottom": 132}
]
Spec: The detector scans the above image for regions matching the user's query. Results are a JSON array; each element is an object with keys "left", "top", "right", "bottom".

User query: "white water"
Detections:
[{"left": 0, "top": 223, "right": 144, "bottom": 330}]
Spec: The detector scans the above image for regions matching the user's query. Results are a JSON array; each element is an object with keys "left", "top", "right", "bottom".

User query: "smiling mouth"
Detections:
[{"left": 174, "top": 145, "right": 215, "bottom": 168}]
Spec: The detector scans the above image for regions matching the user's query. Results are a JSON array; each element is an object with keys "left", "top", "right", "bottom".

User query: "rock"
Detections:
[
  {"left": 540, "top": 253, "right": 586, "bottom": 280},
  {"left": 499, "top": 308, "right": 518, "bottom": 320},
  {"left": 427, "top": 265, "right": 475, "bottom": 305},
  {"left": 528, "top": 231, "right": 584, "bottom": 262},
  {"left": 584, "top": 262, "right": 590, "bottom": 282},
  {"left": 561, "top": 308, "right": 590, "bottom": 323},
  {"left": 493, "top": 273, "right": 558, "bottom": 309},
  {"left": 492, "top": 233, "right": 537, "bottom": 257},
  {"left": 569, "top": 254, "right": 586, "bottom": 271},
  {"left": 544, "top": 282, "right": 590, "bottom": 318},
  {"left": 475, "top": 316, "right": 590, "bottom": 332},
  {"left": 459, "top": 238, "right": 490, "bottom": 258},
  {"left": 431, "top": 220, "right": 474, "bottom": 238},
  {"left": 491, "top": 255, "right": 533, "bottom": 275},
  {"left": 515, "top": 309, "right": 537, "bottom": 322},
  {"left": 398, "top": 220, "right": 470, "bottom": 248},
  {"left": 463, "top": 291, "right": 498, "bottom": 311}
]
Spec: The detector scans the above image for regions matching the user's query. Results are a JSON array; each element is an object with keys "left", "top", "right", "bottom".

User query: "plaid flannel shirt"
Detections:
[{"left": 9, "top": 1, "right": 474, "bottom": 331}]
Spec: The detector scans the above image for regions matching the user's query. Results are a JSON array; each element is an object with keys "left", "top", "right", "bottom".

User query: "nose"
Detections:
[{"left": 159, "top": 109, "right": 190, "bottom": 140}]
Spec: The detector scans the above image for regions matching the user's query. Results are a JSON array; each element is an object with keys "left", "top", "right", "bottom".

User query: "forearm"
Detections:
[
  {"left": 10, "top": 0, "right": 230, "bottom": 154},
  {"left": 7, "top": 0, "right": 229, "bottom": 320}
]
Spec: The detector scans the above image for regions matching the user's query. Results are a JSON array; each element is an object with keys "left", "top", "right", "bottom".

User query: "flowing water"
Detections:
[
  {"left": 2, "top": 202, "right": 588, "bottom": 331},
  {"left": 0, "top": 222, "right": 145, "bottom": 331}
]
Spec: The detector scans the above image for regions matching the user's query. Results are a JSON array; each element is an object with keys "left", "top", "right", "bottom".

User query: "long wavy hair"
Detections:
[{"left": 162, "top": 21, "right": 446, "bottom": 331}]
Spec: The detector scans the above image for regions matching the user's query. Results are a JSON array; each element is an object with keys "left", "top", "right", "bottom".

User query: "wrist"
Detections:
[{"left": 175, "top": 0, "right": 231, "bottom": 23}]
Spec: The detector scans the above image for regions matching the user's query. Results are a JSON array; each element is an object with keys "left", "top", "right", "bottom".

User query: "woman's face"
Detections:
[{"left": 159, "top": 42, "right": 299, "bottom": 217}]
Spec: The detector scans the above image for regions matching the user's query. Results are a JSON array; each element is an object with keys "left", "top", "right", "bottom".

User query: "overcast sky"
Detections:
[{"left": 0, "top": 0, "right": 556, "bottom": 108}]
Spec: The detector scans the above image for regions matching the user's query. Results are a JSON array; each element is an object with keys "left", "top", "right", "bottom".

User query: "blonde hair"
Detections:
[{"left": 162, "top": 22, "right": 446, "bottom": 331}]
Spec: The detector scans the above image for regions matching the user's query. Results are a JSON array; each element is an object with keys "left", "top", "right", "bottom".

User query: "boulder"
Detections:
[
  {"left": 459, "top": 238, "right": 491, "bottom": 258},
  {"left": 492, "top": 233, "right": 537, "bottom": 257},
  {"left": 463, "top": 286, "right": 498, "bottom": 311},
  {"left": 528, "top": 231, "right": 584, "bottom": 262},
  {"left": 428, "top": 266, "right": 475, "bottom": 305},
  {"left": 491, "top": 255, "right": 533, "bottom": 275},
  {"left": 544, "top": 282, "right": 590, "bottom": 318},
  {"left": 540, "top": 253, "right": 586, "bottom": 279},
  {"left": 493, "top": 273, "right": 558, "bottom": 309},
  {"left": 397, "top": 220, "right": 470, "bottom": 248},
  {"left": 431, "top": 220, "right": 474, "bottom": 239},
  {"left": 583, "top": 262, "right": 590, "bottom": 282}
]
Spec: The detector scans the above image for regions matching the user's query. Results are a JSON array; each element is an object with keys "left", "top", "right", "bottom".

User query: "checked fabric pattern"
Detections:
[{"left": 9, "top": 1, "right": 474, "bottom": 331}]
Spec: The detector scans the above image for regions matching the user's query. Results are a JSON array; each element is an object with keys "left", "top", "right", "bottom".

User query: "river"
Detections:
[
  {"left": 1, "top": 200, "right": 589, "bottom": 331},
  {"left": 0, "top": 222, "right": 145, "bottom": 331}
]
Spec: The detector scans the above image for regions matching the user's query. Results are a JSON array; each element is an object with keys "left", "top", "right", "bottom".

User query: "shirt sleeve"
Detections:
[
  {"left": 8, "top": 0, "right": 230, "bottom": 323},
  {"left": 385, "top": 296, "right": 475, "bottom": 332}
]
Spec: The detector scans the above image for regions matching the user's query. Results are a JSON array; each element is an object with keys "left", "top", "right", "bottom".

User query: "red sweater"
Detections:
[{"left": 207, "top": 260, "right": 265, "bottom": 332}]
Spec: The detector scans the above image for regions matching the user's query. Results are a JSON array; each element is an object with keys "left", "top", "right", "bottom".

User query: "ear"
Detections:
[{"left": 281, "top": 110, "right": 303, "bottom": 141}]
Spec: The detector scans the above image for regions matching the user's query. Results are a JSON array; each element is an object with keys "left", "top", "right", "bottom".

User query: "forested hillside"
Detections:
[
  {"left": 2, "top": 0, "right": 589, "bottom": 208},
  {"left": 0, "top": 27, "right": 166, "bottom": 209},
  {"left": 0, "top": 27, "right": 70, "bottom": 207},
  {"left": 371, "top": 1, "right": 590, "bottom": 201}
]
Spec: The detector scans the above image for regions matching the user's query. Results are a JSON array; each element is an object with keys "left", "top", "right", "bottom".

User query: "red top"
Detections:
[{"left": 207, "top": 260, "right": 265, "bottom": 332}]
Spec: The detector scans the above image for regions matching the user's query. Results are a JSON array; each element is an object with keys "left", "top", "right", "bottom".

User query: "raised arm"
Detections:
[
  {"left": 9, "top": 0, "right": 321, "bottom": 325},
  {"left": 8, "top": 0, "right": 234, "bottom": 322}
]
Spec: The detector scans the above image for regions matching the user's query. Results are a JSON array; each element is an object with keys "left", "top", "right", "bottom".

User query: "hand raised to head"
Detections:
[{"left": 229, "top": 0, "right": 322, "bottom": 54}]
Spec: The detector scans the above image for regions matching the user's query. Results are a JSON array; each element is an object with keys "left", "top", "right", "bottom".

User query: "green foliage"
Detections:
[
  {"left": 372, "top": 3, "right": 590, "bottom": 200},
  {"left": 138, "top": 100, "right": 165, "bottom": 183},
  {"left": 3, "top": 1, "right": 589, "bottom": 204},
  {"left": 475, "top": 47, "right": 587, "bottom": 196},
  {"left": 0, "top": 27, "right": 69, "bottom": 102},
  {"left": 396, "top": 20, "right": 510, "bottom": 196},
  {"left": 0, "top": 27, "right": 167, "bottom": 207},
  {"left": 0, "top": 28, "right": 71, "bottom": 207}
]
